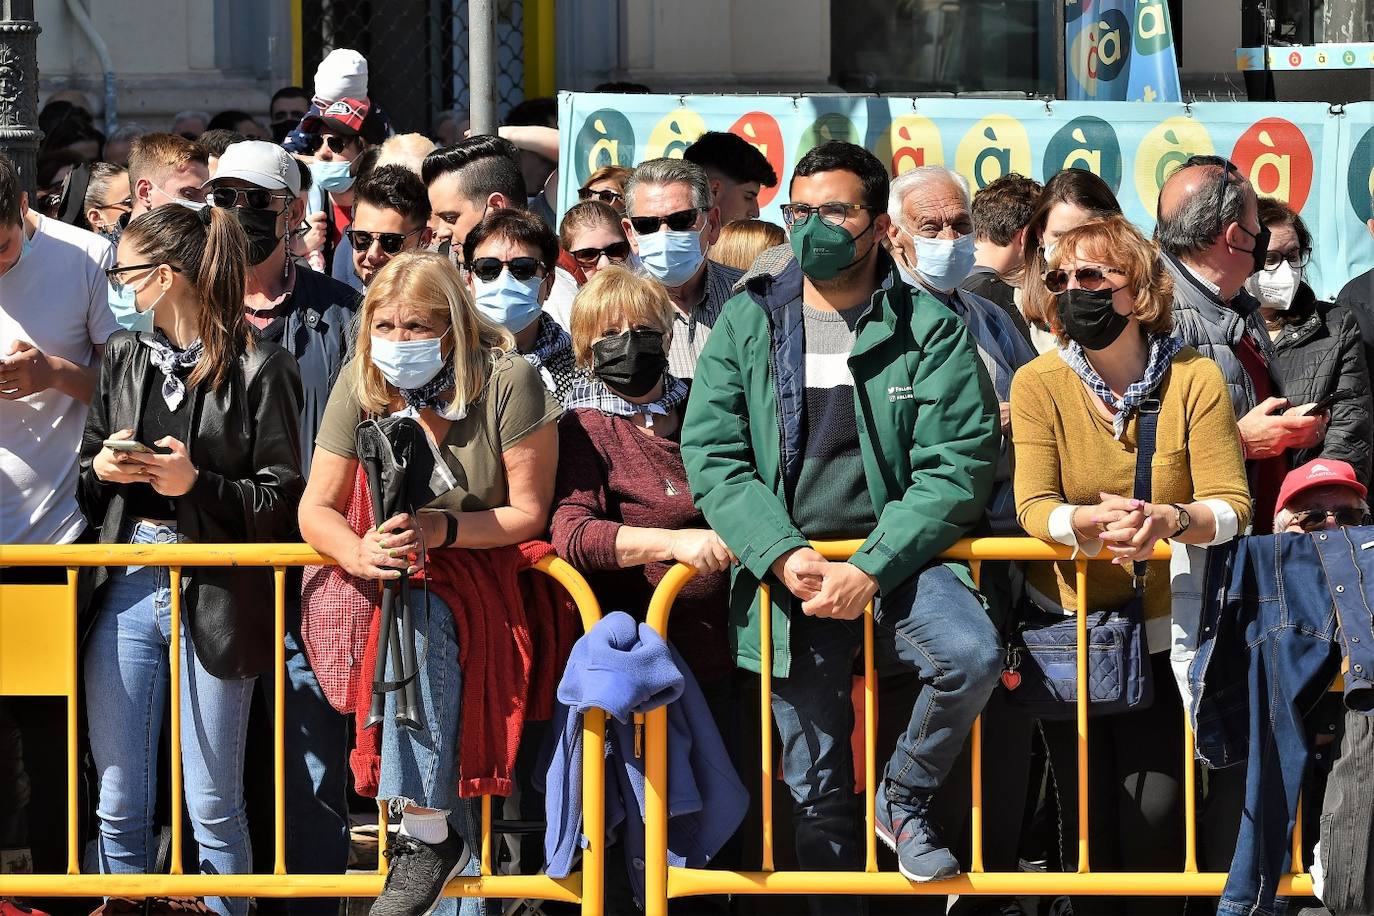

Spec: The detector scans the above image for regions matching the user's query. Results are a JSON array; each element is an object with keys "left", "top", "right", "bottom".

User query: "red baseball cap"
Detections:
[
  {"left": 302, "top": 97, "right": 370, "bottom": 137},
  {"left": 1274, "top": 458, "right": 1367, "bottom": 518}
]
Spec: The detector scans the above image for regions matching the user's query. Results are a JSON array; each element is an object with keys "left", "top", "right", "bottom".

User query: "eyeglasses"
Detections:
[
  {"left": 780, "top": 201, "right": 874, "bottom": 228},
  {"left": 95, "top": 196, "right": 133, "bottom": 213},
  {"left": 1290, "top": 507, "right": 1372, "bottom": 532},
  {"left": 569, "top": 240, "right": 631, "bottom": 267},
  {"left": 347, "top": 227, "right": 424, "bottom": 255},
  {"left": 208, "top": 187, "right": 294, "bottom": 210},
  {"left": 628, "top": 208, "right": 705, "bottom": 235},
  {"left": 466, "top": 256, "right": 545, "bottom": 282},
  {"left": 578, "top": 187, "right": 624, "bottom": 206},
  {"left": 306, "top": 134, "right": 356, "bottom": 156},
  {"left": 1262, "top": 248, "right": 1312, "bottom": 271},
  {"left": 1042, "top": 266, "right": 1128, "bottom": 294},
  {"left": 105, "top": 262, "right": 181, "bottom": 294}
]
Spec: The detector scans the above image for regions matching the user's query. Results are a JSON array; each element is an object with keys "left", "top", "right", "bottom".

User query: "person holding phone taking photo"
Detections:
[{"left": 77, "top": 203, "right": 303, "bottom": 916}]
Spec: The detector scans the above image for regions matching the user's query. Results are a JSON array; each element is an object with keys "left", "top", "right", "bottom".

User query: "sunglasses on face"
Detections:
[
  {"left": 306, "top": 134, "right": 356, "bottom": 155},
  {"left": 347, "top": 227, "right": 423, "bottom": 255},
  {"left": 105, "top": 262, "right": 182, "bottom": 294},
  {"left": 569, "top": 240, "right": 631, "bottom": 267},
  {"left": 578, "top": 187, "right": 624, "bottom": 205},
  {"left": 97, "top": 196, "right": 133, "bottom": 213},
  {"left": 209, "top": 187, "right": 294, "bottom": 210},
  {"left": 1290, "top": 507, "right": 1372, "bottom": 532},
  {"left": 467, "top": 256, "right": 544, "bottom": 282},
  {"left": 1262, "top": 248, "right": 1312, "bottom": 271},
  {"left": 628, "top": 207, "right": 704, "bottom": 235},
  {"left": 1042, "top": 265, "right": 1128, "bottom": 294}
]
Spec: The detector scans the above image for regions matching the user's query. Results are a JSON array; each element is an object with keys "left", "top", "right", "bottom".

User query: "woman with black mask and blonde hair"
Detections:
[{"left": 78, "top": 203, "right": 304, "bottom": 916}]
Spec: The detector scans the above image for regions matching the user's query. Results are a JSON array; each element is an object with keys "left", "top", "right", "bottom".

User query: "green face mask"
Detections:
[{"left": 789, "top": 212, "right": 872, "bottom": 281}]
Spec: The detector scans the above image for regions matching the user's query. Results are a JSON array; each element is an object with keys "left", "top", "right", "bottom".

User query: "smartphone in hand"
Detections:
[{"left": 102, "top": 438, "right": 155, "bottom": 454}]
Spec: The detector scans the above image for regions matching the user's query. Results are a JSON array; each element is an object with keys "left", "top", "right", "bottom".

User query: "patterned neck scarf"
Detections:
[
  {"left": 398, "top": 360, "right": 462, "bottom": 419},
  {"left": 139, "top": 329, "right": 204, "bottom": 410},
  {"left": 566, "top": 373, "right": 689, "bottom": 428},
  {"left": 1058, "top": 333, "right": 1182, "bottom": 441}
]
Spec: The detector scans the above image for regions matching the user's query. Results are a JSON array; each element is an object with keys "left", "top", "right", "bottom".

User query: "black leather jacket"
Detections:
[{"left": 78, "top": 329, "right": 305, "bottom": 678}]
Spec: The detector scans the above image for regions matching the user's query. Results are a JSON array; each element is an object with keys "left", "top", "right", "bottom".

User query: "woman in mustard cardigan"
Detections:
[{"left": 1010, "top": 214, "right": 1251, "bottom": 914}]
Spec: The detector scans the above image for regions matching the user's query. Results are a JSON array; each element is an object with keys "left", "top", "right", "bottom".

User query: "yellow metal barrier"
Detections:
[
  {"left": 641, "top": 537, "right": 1317, "bottom": 912},
  {"left": 0, "top": 544, "right": 605, "bottom": 913}
]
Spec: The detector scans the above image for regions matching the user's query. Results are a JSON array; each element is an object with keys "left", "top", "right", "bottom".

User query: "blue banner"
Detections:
[
  {"left": 558, "top": 93, "right": 1374, "bottom": 303},
  {"left": 1065, "top": 0, "right": 1182, "bottom": 103}
]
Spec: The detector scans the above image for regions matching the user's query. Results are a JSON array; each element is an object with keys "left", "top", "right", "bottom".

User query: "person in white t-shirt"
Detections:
[{"left": 0, "top": 152, "right": 118, "bottom": 545}]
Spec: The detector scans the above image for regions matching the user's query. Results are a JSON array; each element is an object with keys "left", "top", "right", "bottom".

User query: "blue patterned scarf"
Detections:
[
  {"left": 139, "top": 329, "right": 204, "bottom": 410},
  {"left": 1058, "top": 333, "right": 1182, "bottom": 441}
]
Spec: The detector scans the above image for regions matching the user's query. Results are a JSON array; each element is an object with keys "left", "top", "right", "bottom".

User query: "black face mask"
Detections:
[
  {"left": 591, "top": 328, "right": 668, "bottom": 399},
  {"left": 1057, "top": 287, "right": 1129, "bottom": 350},
  {"left": 234, "top": 207, "right": 284, "bottom": 266},
  {"left": 270, "top": 119, "right": 296, "bottom": 144},
  {"left": 1233, "top": 221, "right": 1272, "bottom": 276}
]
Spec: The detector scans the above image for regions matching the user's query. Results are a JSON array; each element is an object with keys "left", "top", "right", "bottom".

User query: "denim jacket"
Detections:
[{"left": 1188, "top": 529, "right": 1374, "bottom": 915}]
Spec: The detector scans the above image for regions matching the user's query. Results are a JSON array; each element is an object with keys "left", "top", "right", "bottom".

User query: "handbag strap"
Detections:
[{"left": 1129, "top": 397, "right": 1161, "bottom": 587}]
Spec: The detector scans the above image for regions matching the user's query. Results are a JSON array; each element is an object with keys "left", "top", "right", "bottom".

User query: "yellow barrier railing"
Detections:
[
  {"left": 0, "top": 544, "right": 605, "bottom": 913},
  {"left": 641, "top": 537, "right": 1317, "bottom": 912}
]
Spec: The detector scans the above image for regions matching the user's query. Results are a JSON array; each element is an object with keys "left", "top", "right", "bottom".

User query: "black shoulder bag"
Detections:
[{"left": 1003, "top": 400, "right": 1159, "bottom": 719}]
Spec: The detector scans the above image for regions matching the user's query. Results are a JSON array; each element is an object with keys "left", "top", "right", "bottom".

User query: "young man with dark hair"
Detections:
[
  {"left": 347, "top": 164, "right": 432, "bottom": 290},
  {"left": 682, "top": 141, "right": 1001, "bottom": 910},
  {"left": 962, "top": 171, "right": 1041, "bottom": 342},
  {"left": 268, "top": 86, "right": 311, "bottom": 143},
  {"left": 684, "top": 130, "right": 780, "bottom": 225},
  {"left": 421, "top": 134, "right": 527, "bottom": 251}
]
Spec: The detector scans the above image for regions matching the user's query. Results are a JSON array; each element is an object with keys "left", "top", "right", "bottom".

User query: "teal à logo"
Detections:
[
  {"left": 1043, "top": 116, "right": 1123, "bottom": 193},
  {"left": 1091, "top": 9, "right": 1133, "bottom": 84},
  {"left": 795, "top": 113, "right": 858, "bottom": 163},
  {"left": 573, "top": 109, "right": 636, "bottom": 186},
  {"left": 1134, "top": 0, "right": 1174, "bottom": 56},
  {"left": 1348, "top": 126, "right": 1374, "bottom": 223}
]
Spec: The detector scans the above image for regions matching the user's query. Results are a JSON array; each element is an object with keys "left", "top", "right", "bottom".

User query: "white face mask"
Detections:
[
  {"left": 905, "top": 228, "right": 977, "bottom": 293},
  {"left": 1245, "top": 259, "right": 1301, "bottom": 311},
  {"left": 369, "top": 333, "right": 448, "bottom": 390}
]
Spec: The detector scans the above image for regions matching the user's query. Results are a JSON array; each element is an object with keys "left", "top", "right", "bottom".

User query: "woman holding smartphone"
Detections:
[{"left": 78, "top": 203, "right": 303, "bottom": 916}]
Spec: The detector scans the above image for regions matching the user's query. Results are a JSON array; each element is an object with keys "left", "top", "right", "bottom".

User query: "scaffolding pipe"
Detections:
[
  {"left": 468, "top": 0, "right": 497, "bottom": 135},
  {"left": 63, "top": 0, "right": 117, "bottom": 136}
]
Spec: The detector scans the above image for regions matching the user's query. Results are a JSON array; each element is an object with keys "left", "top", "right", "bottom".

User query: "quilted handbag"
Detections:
[{"left": 1005, "top": 400, "right": 1160, "bottom": 720}]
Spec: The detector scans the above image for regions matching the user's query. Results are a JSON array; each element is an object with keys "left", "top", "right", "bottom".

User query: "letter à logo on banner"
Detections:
[
  {"left": 573, "top": 109, "right": 636, "bottom": 186},
  {"left": 646, "top": 107, "right": 708, "bottom": 160},
  {"left": 796, "top": 113, "right": 859, "bottom": 163},
  {"left": 1070, "top": 8, "right": 1133, "bottom": 96},
  {"left": 1349, "top": 126, "right": 1374, "bottom": 223},
  {"left": 955, "top": 116, "right": 1031, "bottom": 190},
  {"left": 1044, "top": 116, "right": 1123, "bottom": 192},
  {"left": 872, "top": 114, "right": 945, "bottom": 177},
  {"left": 1134, "top": 0, "right": 1173, "bottom": 55},
  {"left": 1133, "top": 116, "right": 1214, "bottom": 212},
  {"left": 1231, "top": 117, "right": 1315, "bottom": 213},
  {"left": 729, "top": 112, "right": 785, "bottom": 207}
]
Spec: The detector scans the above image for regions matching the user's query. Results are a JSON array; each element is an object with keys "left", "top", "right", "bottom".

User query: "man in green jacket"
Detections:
[{"left": 682, "top": 141, "right": 1002, "bottom": 904}]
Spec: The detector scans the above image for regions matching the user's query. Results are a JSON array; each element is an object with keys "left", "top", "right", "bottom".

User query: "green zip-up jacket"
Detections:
[{"left": 681, "top": 255, "right": 1001, "bottom": 677}]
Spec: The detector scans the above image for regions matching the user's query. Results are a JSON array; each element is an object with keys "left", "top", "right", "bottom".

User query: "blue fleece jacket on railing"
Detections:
[{"left": 541, "top": 611, "right": 748, "bottom": 904}]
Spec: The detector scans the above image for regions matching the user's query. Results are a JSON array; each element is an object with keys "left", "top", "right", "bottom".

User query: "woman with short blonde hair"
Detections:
[
  {"left": 298, "top": 249, "right": 561, "bottom": 915},
  {"left": 709, "top": 218, "right": 786, "bottom": 272},
  {"left": 568, "top": 263, "right": 674, "bottom": 366}
]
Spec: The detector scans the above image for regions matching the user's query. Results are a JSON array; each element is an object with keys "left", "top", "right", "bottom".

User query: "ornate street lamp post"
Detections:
[{"left": 0, "top": 0, "right": 40, "bottom": 196}]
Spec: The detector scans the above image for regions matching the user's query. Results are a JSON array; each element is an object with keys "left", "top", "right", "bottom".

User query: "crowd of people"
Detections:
[{"left": 3, "top": 47, "right": 1374, "bottom": 916}]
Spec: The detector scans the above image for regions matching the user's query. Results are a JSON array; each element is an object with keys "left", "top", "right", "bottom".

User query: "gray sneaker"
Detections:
[
  {"left": 370, "top": 831, "right": 469, "bottom": 916},
  {"left": 874, "top": 780, "right": 960, "bottom": 882}
]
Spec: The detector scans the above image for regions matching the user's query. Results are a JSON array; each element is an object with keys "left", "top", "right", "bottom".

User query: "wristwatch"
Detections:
[
  {"left": 441, "top": 511, "right": 459, "bottom": 548},
  {"left": 1169, "top": 503, "right": 1191, "bottom": 539}
]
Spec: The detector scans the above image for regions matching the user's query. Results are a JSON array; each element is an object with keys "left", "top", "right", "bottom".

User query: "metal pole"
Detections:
[
  {"left": 468, "top": 0, "right": 496, "bottom": 135},
  {"left": 0, "top": 0, "right": 43, "bottom": 197},
  {"left": 1053, "top": 0, "right": 1067, "bottom": 100}
]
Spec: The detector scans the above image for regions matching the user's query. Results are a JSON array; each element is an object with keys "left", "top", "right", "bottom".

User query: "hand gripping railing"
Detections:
[
  {"left": 640, "top": 537, "right": 1317, "bottom": 913},
  {"left": 0, "top": 543, "right": 605, "bottom": 914}
]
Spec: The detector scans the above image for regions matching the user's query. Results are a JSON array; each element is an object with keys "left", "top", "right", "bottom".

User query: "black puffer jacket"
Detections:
[
  {"left": 78, "top": 329, "right": 305, "bottom": 678},
  {"left": 1266, "top": 282, "right": 1372, "bottom": 485}
]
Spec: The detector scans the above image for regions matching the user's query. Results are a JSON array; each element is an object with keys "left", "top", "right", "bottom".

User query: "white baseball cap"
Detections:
[
  {"left": 206, "top": 140, "right": 302, "bottom": 196},
  {"left": 314, "top": 49, "right": 369, "bottom": 105}
]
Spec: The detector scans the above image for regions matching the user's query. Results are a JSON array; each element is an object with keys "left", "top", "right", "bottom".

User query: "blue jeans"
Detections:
[
  {"left": 1192, "top": 531, "right": 1356, "bottom": 916},
  {"left": 256, "top": 614, "right": 351, "bottom": 916},
  {"left": 85, "top": 521, "right": 255, "bottom": 916},
  {"left": 376, "top": 588, "right": 483, "bottom": 916},
  {"left": 770, "top": 563, "right": 1001, "bottom": 915}
]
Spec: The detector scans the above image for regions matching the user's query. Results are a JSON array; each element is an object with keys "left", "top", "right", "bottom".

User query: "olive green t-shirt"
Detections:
[{"left": 315, "top": 353, "right": 563, "bottom": 512}]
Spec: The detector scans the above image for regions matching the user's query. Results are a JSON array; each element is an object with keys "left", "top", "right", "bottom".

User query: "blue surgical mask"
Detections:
[
  {"left": 311, "top": 160, "right": 355, "bottom": 194},
  {"left": 370, "top": 333, "right": 448, "bottom": 390},
  {"left": 109, "top": 285, "right": 148, "bottom": 331},
  {"left": 472, "top": 270, "right": 543, "bottom": 334},
  {"left": 634, "top": 226, "right": 704, "bottom": 288},
  {"left": 907, "top": 229, "right": 976, "bottom": 293}
]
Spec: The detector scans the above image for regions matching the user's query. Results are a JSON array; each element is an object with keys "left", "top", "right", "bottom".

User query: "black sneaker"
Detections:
[{"left": 370, "top": 831, "right": 469, "bottom": 916}]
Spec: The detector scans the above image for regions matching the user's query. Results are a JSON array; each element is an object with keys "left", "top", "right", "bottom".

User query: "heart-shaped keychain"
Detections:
[{"left": 1000, "top": 669, "right": 1022, "bottom": 691}]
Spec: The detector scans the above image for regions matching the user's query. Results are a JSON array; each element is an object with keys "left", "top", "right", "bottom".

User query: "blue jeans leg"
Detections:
[
  {"left": 875, "top": 564, "right": 1002, "bottom": 796},
  {"left": 770, "top": 609, "right": 863, "bottom": 915},
  {"left": 375, "top": 588, "right": 482, "bottom": 916}
]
